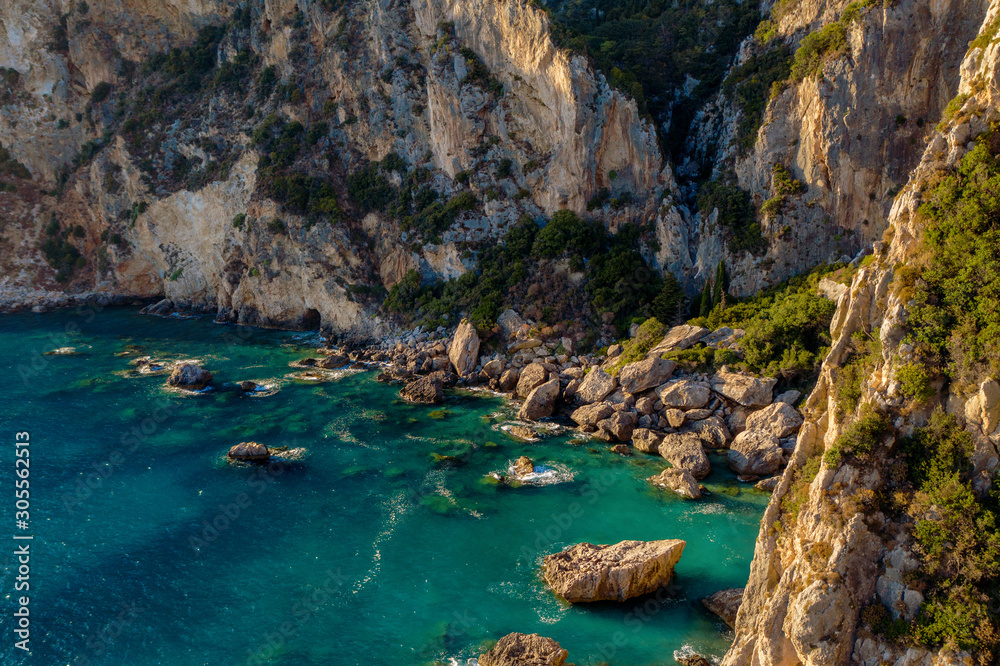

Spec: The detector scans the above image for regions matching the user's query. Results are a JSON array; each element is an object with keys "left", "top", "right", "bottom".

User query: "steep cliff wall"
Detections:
[
  {"left": 725, "top": 3, "right": 1000, "bottom": 662},
  {"left": 0, "top": 0, "right": 664, "bottom": 329},
  {"left": 673, "top": 0, "right": 989, "bottom": 296}
]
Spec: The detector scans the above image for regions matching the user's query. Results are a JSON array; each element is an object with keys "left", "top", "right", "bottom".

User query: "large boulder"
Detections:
[
  {"left": 647, "top": 325, "right": 710, "bottom": 356},
  {"left": 658, "top": 432, "right": 711, "bottom": 478},
  {"left": 228, "top": 441, "right": 270, "bottom": 461},
  {"left": 516, "top": 363, "right": 548, "bottom": 398},
  {"left": 400, "top": 375, "right": 444, "bottom": 404},
  {"left": 631, "top": 428, "right": 665, "bottom": 454},
  {"left": 448, "top": 320, "right": 480, "bottom": 376},
  {"left": 728, "top": 430, "right": 784, "bottom": 476},
  {"left": 478, "top": 633, "right": 568, "bottom": 666},
  {"left": 596, "top": 411, "right": 637, "bottom": 442},
  {"left": 571, "top": 402, "right": 614, "bottom": 427},
  {"left": 676, "top": 655, "right": 713, "bottom": 666},
  {"left": 499, "top": 368, "right": 520, "bottom": 392},
  {"left": 656, "top": 380, "right": 711, "bottom": 410},
  {"left": 618, "top": 357, "right": 677, "bottom": 394},
  {"left": 496, "top": 309, "right": 526, "bottom": 341},
  {"left": 518, "top": 378, "right": 560, "bottom": 421},
  {"left": 649, "top": 468, "right": 701, "bottom": 499},
  {"left": 685, "top": 416, "right": 732, "bottom": 449},
  {"left": 318, "top": 354, "right": 349, "bottom": 369},
  {"left": 710, "top": 370, "right": 776, "bottom": 408},
  {"left": 746, "top": 402, "right": 803, "bottom": 438},
  {"left": 513, "top": 456, "right": 535, "bottom": 477},
  {"left": 167, "top": 363, "right": 213, "bottom": 390},
  {"left": 576, "top": 367, "right": 617, "bottom": 404},
  {"left": 542, "top": 539, "right": 686, "bottom": 602},
  {"left": 702, "top": 588, "right": 744, "bottom": 629}
]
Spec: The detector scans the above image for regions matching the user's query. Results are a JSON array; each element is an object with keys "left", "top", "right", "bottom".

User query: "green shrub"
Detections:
[
  {"left": 0, "top": 144, "right": 31, "bottom": 179},
  {"left": 697, "top": 179, "right": 764, "bottom": 254},
  {"left": 608, "top": 317, "right": 666, "bottom": 372},
  {"left": 90, "top": 81, "right": 111, "bottom": 104},
  {"left": 347, "top": 164, "right": 396, "bottom": 212},
  {"left": 531, "top": 210, "right": 604, "bottom": 259},
  {"left": 761, "top": 195, "right": 786, "bottom": 219},
  {"left": 267, "top": 218, "right": 285, "bottom": 233},
  {"left": 773, "top": 163, "right": 806, "bottom": 196},
  {"left": 823, "top": 410, "right": 890, "bottom": 466},
  {"left": 232, "top": 213, "right": 246, "bottom": 229},
  {"left": 897, "top": 362, "right": 934, "bottom": 402},
  {"left": 790, "top": 23, "right": 846, "bottom": 82},
  {"left": 722, "top": 44, "right": 793, "bottom": 153}
]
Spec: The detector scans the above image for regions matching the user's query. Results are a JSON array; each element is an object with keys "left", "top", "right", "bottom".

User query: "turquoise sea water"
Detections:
[{"left": 0, "top": 308, "right": 767, "bottom": 666}]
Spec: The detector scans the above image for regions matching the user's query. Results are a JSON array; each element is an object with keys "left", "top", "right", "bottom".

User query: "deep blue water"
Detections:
[{"left": 0, "top": 308, "right": 765, "bottom": 665}]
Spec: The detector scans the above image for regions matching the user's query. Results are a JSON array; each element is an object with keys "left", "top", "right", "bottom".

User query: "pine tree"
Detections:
[
  {"left": 652, "top": 272, "right": 684, "bottom": 324},
  {"left": 712, "top": 260, "right": 728, "bottom": 308},
  {"left": 699, "top": 278, "right": 713, "bottom": 318}
]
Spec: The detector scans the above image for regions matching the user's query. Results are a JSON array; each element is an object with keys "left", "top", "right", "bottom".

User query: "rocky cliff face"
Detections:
[
  {"left": 0, "top": 0, "right": 663, "bottom": 330},
  {"left": 724, "top": 3, "right": 1000, "bottom": 662},
  {"left": 668, "top": 0, "right": 990, "bottom": 296}
]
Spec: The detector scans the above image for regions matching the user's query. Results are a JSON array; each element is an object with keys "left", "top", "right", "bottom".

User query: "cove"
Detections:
[{"left": 0, "top": 309, "right": 766, "bottom": 665}]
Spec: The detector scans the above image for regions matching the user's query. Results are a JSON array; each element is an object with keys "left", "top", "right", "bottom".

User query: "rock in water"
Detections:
[
  {"left": 618, "top": 357, "right": 676, "bottom": 394},
  {"left": 518, "top": 378, "right": 560, "bottom": 421},
  {"left": 649, "top": 468, "right": 701, "bottom": 499},
  {"left": 448, "top": 319, "right": 480, "bottom": 376},
  {"left": 167, "top": 363, "right": 213, "bottom": 390},
  {"left": 631, "top": 428, "right": 665, "bottom": 454},
  {"left": 478, "top": 632, "right": 568, "bottom": 666},
  {"left": 513, "top": 456, "right": 535, "bottom": 476},
  {"left": 228, "top": 441, "right": 270, "bottom": 461},
  {"left": 318, "top": 354, "right": 349, "bottom": 369},
  {"left": 399, "top": 375, "right": 444, "bottom": 404},
  {"left": 658, "top": 432, "right": 711, "bottom": 478},
  {"left": 728, "top": 430, "right": 784, "bottom": 476},
  {"left": 675, "top": 654, "right": 713, "bottom": 666},
  {"left": 710, "top": 370, "right": 776, "bottom": 408},
  {"left": 542, "top": 539, "right": 686, "bottom": 602},
  {"left": 702, "top": 587, "right": 744, "bottom": 628},
  {"left": 238, "top": 381, "right": 258, "bottom": 392}
]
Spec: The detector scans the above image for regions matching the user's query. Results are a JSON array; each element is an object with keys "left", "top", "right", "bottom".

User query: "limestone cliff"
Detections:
[
  {"left": 670, "top": 0, "right": 990, "bottom": 296},
  {"left": 724, "top": 3, "right": 1000, "bottom": 662},
  {"left": 0, "top": 0, "right": 664, "bottom": 330}
]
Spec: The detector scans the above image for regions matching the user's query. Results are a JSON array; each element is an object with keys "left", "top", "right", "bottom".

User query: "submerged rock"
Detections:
[
  {"left": 649, "top": 468, "right": 701, "bottom": 499},
  {"left": 702, "top": 587, "right": 744, "bottom": 628},
  {"left": 478, "top": 632, "right": 568, "bottom": 666},
  {"left": 399, "top": 375, "right": 444, "bottom": 404},
  {"left": 542, "top": 538, "right": 686, "bottom": 602},
  {"left": 513, "top": 456, "right": 535, "bottom": 476},
  {"left": 166, "top": 363, "right": 213, "bottom": 390},
  {"left": 238, "top": 380, "right": 258, "bottom": 392},
  {"left": 228, "top": 441, "right": 270, "bottom": 461},
  {"left": 675, "top": 654, "right": 713, "bottom": 666},
  {"left": 318, "top": 354, "right": 349, "bottom": 369}
]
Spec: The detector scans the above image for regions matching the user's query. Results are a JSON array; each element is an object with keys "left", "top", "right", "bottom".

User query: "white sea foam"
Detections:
[{"left": 505, "top": 462, "right": 575, "bottom": 487}]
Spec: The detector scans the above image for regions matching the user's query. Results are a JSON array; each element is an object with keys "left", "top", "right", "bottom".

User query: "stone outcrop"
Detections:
[
  {"left": 631, "top": 428, "right": 665, "bottom": 454},
  {"left": 570, "top": 402, "right": 614, "bottom": 427},
  {"left": 448, "top": 320, "right": 480, "bottom": 376},
  {"left": 512, "top": 456, "right": 535, "bottom": 477},
  {"left": 710, "top": 370, "right": 776, "bottom": 408},
  {"left": 648, "top": 325, "right": 709, "bottom": 356},
  {"left": 516, "top": 363, "right": 548, "bottom": 398},
  {"left": 478, "top": 632, "right": 568, "bottom": 666},
  {"left": 518, "top": 377, "right": 559, "bottom": 421},
  {"left": 618, "top": 357, "right": 676, "bottom": 394},
  {"left": 575, "top": 368, "right": 617, "bottom": 404},
  {"left": 649, "top": 468, "right": 701, "bottom": 499},
  {"left": 745, "top": 402, "right": 803, "bottom": 439},
  {"left": 166, "top": 363, "right": 213, "bottom": 390},
  {"left": 657, "top": 380, "right": 711, "bottom": 410},
  {"left": 542, "top": 539, "right": 686, "bottom": 602}
]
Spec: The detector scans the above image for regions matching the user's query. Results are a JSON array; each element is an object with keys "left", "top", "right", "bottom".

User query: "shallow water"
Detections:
[{"left": 0, "top": 308, "right": 767, "bottom": 665}]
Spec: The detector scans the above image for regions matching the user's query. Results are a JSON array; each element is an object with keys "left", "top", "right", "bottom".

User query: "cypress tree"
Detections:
[
  {"left": 699, "top": 278, "right": 713, "bottom": 318},
  {"left": 712, "top": 260, "right": 728, "bottom": 308}
]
